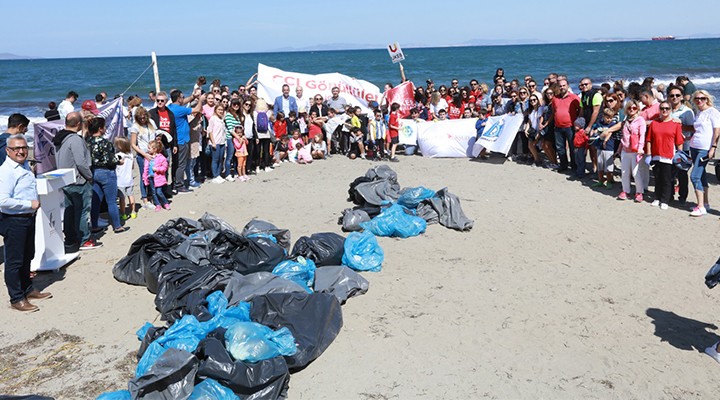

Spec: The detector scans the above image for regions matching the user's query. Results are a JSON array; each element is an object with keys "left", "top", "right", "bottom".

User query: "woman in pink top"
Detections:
[{"left": 618, "top": 100, "right": 647, "bottom": 202}]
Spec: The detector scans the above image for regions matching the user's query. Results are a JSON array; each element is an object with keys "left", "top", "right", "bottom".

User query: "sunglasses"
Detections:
[
  {"left": 519, "top": 91, "right": 528, "bottom": 94},
  {"left": 669, "top": 93, "right": 683, "bottom": 98},
  {"left": 628, "top": 106, "right": 638, "bottom": 110},
  {"left": 659, "top": 106, "right": 671, "bottom": 110},
  {"left": 214, "top": 97, "right": 221, "bottom": 101},
  {"left": 243, "top": 103, "right": 251, "bottom": 106},
  {"left": 156, "top": 99, "right": 166, "bottom": 103},
  {"left": 606, "top": 98, "right": 616, "bottom": 102},
  {"left": 695, "top": 97, "right": 708, "bottom": 101},
  {"left": 579, "top": 83, "right": 590, "bottom": 87}
]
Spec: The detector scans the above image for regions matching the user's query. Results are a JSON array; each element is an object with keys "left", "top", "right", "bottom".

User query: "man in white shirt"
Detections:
[
  {"left": 57, "top": 90, "right": 78, "bottom": 119},
  {"left": 295, "top": 86, "right": 310, "bottom": 114},
  {"left": 0, "top": 135, "right": 52, "bottom": 312}
]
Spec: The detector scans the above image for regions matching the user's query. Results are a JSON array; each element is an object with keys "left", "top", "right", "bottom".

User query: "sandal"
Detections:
[{"left": 113, "top": 226, "right": 130, "bottom": 234}]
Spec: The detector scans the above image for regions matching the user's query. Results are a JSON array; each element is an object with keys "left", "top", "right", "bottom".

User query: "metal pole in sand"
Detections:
[{"left": 151, "top": 52, "right": 160, "bottom": 93}]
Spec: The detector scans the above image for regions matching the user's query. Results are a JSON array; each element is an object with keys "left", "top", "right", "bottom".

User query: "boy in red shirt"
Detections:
[
  {"left": 387, "top": 103, "right": 401, "bottom": 162},
  {"left": 572, "top": 117, "right": 588, "bottom": 179},
  {"left": 273, "top": 111, "right": 287, "bottom": 140}
]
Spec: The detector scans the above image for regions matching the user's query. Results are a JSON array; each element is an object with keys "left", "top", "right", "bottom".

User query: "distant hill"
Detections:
[{"left": 0, "top": 53, "right": 34, "bottom": 60}]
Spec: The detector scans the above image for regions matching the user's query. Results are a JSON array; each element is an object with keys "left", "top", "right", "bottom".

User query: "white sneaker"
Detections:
[
  {"left": 651, "top": 200, "right": 660, "bottom": 207},
  {"left": 273, "top": 163, "right": 280, "bottom": 167},
  {"left": 255, "top": 167, "right": 260, "bottom": 174},
  {"left": 705, "top": 342, "right": 720, "bottom": 364},
  {"left": 212, "top": 176, "right": 225, "bottom": 184},
  {"left": 225, "top": 175, "right": 235, "bottom": 182},
  {"left": 690, "top": 206, "right": 707, "bottom": 217},
  {"left": 660, "top": 203, "right": 669, "bottom": 210}
]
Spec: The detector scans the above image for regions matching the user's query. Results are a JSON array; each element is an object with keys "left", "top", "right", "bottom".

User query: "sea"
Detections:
[{"left": 2, "top": 38, "right": 720, "bottom": 133}]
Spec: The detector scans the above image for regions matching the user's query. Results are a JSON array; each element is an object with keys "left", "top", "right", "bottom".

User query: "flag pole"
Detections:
[{"left": 151, "top": 52, "right": 160, "bottom": 93}]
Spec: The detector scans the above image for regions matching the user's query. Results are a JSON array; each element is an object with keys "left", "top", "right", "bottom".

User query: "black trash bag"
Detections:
[
  {"left": 250, "top": 292, "right": 343, "bottom": 370},
  {"left": 224, "top": 272, "right": 307, "bottom": 307},
  {"left": 313, "top": 266, "right": 369, "bottom": 304},
  {"left": 208, "top": 232, "right": 286, "bottom": 275},
  {"left": 339, "top": 209, "right": 371, "bottom": 232},
  {"left": 419, "top": 187, "right": 473, "bottom": 231},
  {"left": 199, "top": 212, "right": 241, "bottom": 235},
  {"left": 195, "top": 335, "right": 290, "bottom": 400},
  {"left": 416, "top": 202, "right": 439, "bottom": 225},
  {"left": 353, "top": 180, "right": 401, "bottom": 207},
  {"left": 705, "top": 257, "right": 720, "bottom": 289},
  {"left": 171, "top": 230, "right": 220, "bottom": 266},
  {"left": 290, "top": 233, "right": 345, "bottom": 267},
  {"left": 240, "top": 219, "right": 292, "bottom": 251},
  {"left": 137, "top": 325, "right": 168, "bottom": 360},
  {"left": 364, "top": 165, "right": 398, "bottom": 183},
  {"left": 144, "top": 251, "right": 176, "bottom": 295},
  {"left": 348, "top": 176, "right": 374, "bottom": 205},
  {"left": 155, "top": 261, "right": 235, "bottom": 322},
  {"left": 113, "top": 217, "right": 202, "bottom": 287},
  {"left": 128, "top": 348, "right": 198, "bottom": 400}
]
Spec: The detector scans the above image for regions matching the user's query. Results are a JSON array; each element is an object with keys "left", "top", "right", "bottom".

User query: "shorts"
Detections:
[
  {"left": 597, "top": 150, "right": 615, "bottom": 173},
  {"left": 542, "top": 126, "right": 555, "bottom": 142},
  {"left": 389, "top": 136, "right": 399, "bottom": 145},
  {"left": 348, "top": 143, "right": 361, "bottom": 158},
  {"left": 119, "top": 185, "right": 133, "bottom": 197}
]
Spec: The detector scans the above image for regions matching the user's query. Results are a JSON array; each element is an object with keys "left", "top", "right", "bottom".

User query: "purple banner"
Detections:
[{"left": 33, "top": 120, "right": 64, "bottom": 174}]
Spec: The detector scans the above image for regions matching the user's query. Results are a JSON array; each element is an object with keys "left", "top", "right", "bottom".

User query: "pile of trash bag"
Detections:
[
  {"left": 340, "top": 166, "right": 474, "bottom": 234},
  {"left": 106, "top": 215, "right": 377, "bottom": 399}
]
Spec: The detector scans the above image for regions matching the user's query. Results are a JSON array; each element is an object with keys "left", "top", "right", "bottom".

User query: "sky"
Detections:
[{"left": 4, "top": 0, "right": 720, "bottom": 58}]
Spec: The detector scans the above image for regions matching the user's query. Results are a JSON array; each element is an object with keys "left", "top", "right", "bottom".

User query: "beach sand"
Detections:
[{"left": 1, "top": 154, "right": 719, "bottom": 399}]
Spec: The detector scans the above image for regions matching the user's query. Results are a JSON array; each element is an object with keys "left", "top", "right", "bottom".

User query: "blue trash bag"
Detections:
[
  {"left": 272, "top": 257, "right": 316, "bottom": 292},
  {"left": 397, "top": 186, "right": 436, "bottom": 209},
  {"left": 225, "top": 321, "right": 297, "bottom": 363},
  {"left": 341, "top": 231, "right": 384, "bottom": 272},
  {"left": 360, "top": 203, "right": 427, "bottom": 238},
  {"left": 136, "top": 292, "right": 251, "bottom": 377},
  {"left": 188, "top": 378, "right": 239, "bottom": 400},
  {"left": 96, "top": 390, "right": 132, "bottom": 400}
]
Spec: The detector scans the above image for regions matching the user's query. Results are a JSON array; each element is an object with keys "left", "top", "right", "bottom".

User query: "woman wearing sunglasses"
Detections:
[
  {"left": 687, "top": 90, "right": 720, "bottom": 216},
  {"left": 645, "top": 101, "right": 684, "bottom": 210},
  {"left": 618, "top": 100, "right": 646, "bottom": 202}
]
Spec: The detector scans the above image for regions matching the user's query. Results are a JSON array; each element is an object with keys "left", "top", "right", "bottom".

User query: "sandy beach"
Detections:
[{"left": 1, "top": 154, "right": 719, "bottom": 399}]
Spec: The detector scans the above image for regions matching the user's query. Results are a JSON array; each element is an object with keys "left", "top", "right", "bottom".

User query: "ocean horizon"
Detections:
[{"left": 2, "top": 37, "right": 720, "bottom": 130}]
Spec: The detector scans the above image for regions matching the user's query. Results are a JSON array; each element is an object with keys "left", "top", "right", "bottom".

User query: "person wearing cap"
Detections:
[
  {"left": 58, "top": 90, "right": 78, "bottom": 119},
  {"left": 82, "top": 99, "right": 100, "bottom": 115},
  {"left": 0, "top": 134, "right": 53, "bottom": 312}
]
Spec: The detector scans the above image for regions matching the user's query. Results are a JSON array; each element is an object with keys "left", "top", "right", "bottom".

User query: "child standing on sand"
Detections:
[
  {"left": 590, "top": 108, "right": 618, "bottom": 188},
  {"left": 234, "top": 126, "right": 250, "bottom": 181},
  {"left": 114, "top": 137, "right": 136, "bottom": 219},
  {"left": 143, "top": 140, "right": 170, "bottom": 211},
  {"left": 572, "top": 117, "right": 588, "bottom": 178}
]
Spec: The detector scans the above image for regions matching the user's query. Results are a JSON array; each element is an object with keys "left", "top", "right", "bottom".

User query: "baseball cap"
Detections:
[{"left": 81, "top": 100, "right": 99, "bottom": 115}]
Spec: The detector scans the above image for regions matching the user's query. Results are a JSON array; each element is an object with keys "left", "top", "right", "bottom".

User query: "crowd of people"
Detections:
[{"left": 0, "top": 68, "right": 717, "bottom": 312}]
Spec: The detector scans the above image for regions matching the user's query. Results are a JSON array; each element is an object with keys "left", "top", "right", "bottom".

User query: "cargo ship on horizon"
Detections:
[{"left": 652, "top": 36, "right": 675, "bottom": 41}]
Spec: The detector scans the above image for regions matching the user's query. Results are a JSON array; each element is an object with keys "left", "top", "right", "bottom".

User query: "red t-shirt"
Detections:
[
  {"left": 447, "top": 103, "right": 464, "bottom": 120},
  {"left": 157, "top": 108, "right": 171, "bottom": 131},
  {"left": 308, "top": 122, "right": 323, "bottom": 139},
  {"left": 647, "top": 120, "right": 683, "bottom": 159},
  {"left": 573, "top": 128, "right": 588, "bottom": 149},
  {"left": 388, "top": 112, "right": 399, "bottom": 138},
  {"left": 552, "top": 93, "right": 581, "bottom": 128},
  {"left": 273, "top": 120, "right": 287, "bottom": 138}
]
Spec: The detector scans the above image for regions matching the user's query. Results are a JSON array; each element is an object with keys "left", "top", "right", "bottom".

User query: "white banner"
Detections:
[
  {"left": 256, "top": 63, "right": 381, "bottom": 114},
  {"left": 417, "top": 119, "right": 478, "bottom": 158},
  {"left": 98, "top": 97, "right": 125, "bottom": 142},
  {"left": 387, "top": 42, "right": 405, "bottom": 64},
  {"left": 471, "top": 114, "right": 524, "bottom": 156},
  {"left": 398, "top": 119, "right": 418, "bottom": 145}
]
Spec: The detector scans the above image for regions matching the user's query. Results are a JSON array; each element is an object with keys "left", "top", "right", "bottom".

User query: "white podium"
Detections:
[{"left": 31, "top": 168, "right": 80, "bottom": 272}]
